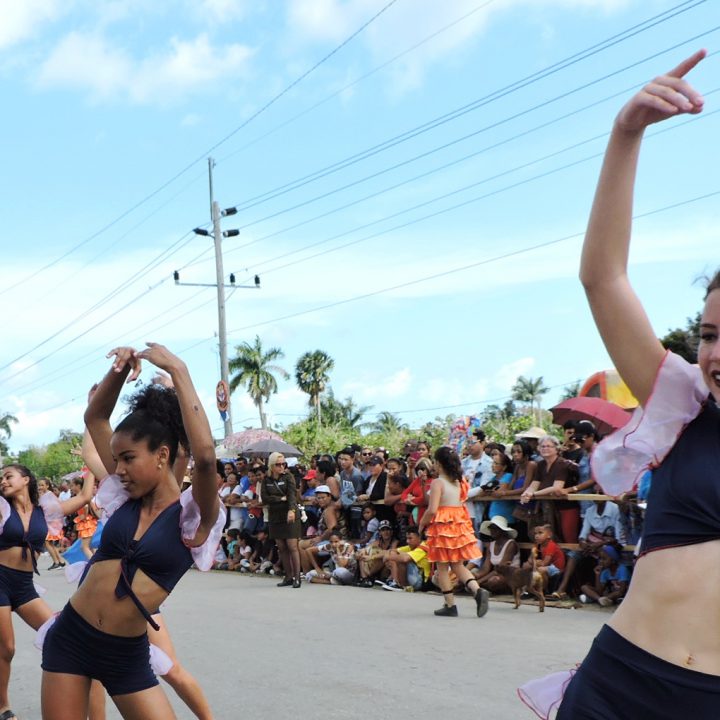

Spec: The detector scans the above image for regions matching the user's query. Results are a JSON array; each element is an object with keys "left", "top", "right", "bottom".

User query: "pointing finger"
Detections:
[{"left": 668, "top": 48, "right": 707, "bottom": 79}]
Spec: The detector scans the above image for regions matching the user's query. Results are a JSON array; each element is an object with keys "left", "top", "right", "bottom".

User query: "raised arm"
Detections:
[
  {"left": 58, "top": 469, "right": 95, "bottom": 517},
  {"left": 135, "top": 343, "right": 218, "bottom": 526},
  {"left": 580, "top": 50, "right": 706, "bottom": 406},
  {"left": 84, "top": 348, "right": 141, "bottom": 475}
]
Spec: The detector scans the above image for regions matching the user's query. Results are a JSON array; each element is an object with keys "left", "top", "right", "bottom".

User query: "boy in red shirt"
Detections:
[{"left": 533, "top": 524, "right": 566, "bottom": 582}]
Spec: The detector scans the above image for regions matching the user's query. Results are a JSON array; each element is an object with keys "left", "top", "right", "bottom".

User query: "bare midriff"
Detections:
[
  {"left": 70, "top": 559, "right": 168, "bottom": 636},
  {"left": 609, "top": 539, "right": 720, "bottom": 674},
  {"left": 0, "top": 546, "right": 36, "bottom": 572}
]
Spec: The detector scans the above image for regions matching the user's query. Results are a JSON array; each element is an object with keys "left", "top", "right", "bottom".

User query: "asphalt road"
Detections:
[{"left": 9, "top": 567, "right": 609, "bottom": 719}]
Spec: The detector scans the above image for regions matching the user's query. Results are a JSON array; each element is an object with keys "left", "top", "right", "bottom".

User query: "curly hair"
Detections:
[
  {"left": 3, "top": 464, "right": 39, "bottom": 506},
  {"left": 115, "top": 384, "right": 188, "bottom": 464},
  {"left": 433, "top": 446, "right": 462, "bottom": 482}
]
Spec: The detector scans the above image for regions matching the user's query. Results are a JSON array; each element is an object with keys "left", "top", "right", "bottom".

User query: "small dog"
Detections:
[{"left": 494, "top": 547, "right": 546, "bottom": 612}]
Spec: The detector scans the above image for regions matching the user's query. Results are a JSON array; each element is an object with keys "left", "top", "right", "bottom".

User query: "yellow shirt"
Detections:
[{"left": 398, "top": 544, "right": 431, "bottom": 581}]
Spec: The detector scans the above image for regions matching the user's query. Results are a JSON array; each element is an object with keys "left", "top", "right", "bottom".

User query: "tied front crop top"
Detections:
[
  {"left": 640, "top": 397, "right": 720, "bottom": 555},
  {"left": 83, "top": 499, "right": 193, "bottom": 630},
  {"left": 0, "top": 505, "right": 47, "bottom": 573}
]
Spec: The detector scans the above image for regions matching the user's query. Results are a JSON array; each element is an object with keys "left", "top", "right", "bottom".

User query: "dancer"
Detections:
[
  {"left": 523, "top": 50, "right": 719, "bottom": 718},
  {"left": 40, "top": 343, "right": 223, "bottom": 719},
  {"left": 0, "top": 462, "right": 94, "bottom": 720},
  {"left": 261, "top": 452, "right": 302, "bottom": 588},
  {"left": 79, "top": 411, "right": 215, "bottom": 720},
  {"left": 418, "top": 446, "right": 489, "bottom": 617},
  {"left": 37, "top": 479, "right": 66, "bottom": 570}
]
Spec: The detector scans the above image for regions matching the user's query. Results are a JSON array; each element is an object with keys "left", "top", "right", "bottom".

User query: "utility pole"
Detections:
[{"left": 174, "top": 157, "right": 261, "bottom": 441}]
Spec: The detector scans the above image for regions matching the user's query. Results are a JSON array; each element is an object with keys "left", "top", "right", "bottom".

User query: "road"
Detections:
[{"left": 10, "top": 568, "right": 608, "bottom": 719}]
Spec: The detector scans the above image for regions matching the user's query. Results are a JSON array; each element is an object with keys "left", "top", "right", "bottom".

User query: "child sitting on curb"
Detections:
[
  {"left": 381, "top": 528, "right": 431, "bottom": 591},
  {"left": 532, "top": 524, "right": 566, "bottom": 585},
  {"left": 579, "top": 545, "right": 630, "bottom": 606}
]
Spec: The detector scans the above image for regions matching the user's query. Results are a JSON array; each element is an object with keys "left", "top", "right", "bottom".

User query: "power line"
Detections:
[
  {"left": 233, "top": 105, "right": 719, "bottom": 280},
  {"left": 223, "top": 187, "right": 720, "bottom": 336},
  {"left": 226, "top": 0, "right": 705, "bottom": 215},
  {"left": 0, "top": 0, "right": 400, "bottom": 300},
  {"left": 216, "top": 0, "right": 501, "bottom": 167}
]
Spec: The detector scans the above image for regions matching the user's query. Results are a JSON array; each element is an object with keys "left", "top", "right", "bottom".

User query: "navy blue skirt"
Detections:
[{"left": 557, "top": 625, "right": 720, "bottom": 719}]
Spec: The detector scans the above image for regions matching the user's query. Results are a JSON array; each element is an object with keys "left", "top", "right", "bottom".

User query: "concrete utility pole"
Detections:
[{"left": 174, "top": 157, "right": 261, "bottom": 440}]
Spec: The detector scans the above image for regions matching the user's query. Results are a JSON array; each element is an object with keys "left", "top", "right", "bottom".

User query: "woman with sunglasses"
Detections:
[{"left": 261, "top": 452, "right": 302, "bottom": 588}]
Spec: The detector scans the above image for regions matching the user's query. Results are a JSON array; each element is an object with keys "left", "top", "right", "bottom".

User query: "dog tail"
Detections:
[{"left": 530, "top": 545, "right": 538, "bottom": 573}]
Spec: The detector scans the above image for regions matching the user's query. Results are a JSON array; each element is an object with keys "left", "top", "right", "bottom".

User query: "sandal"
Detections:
[{"left": 551, "top": 591, "right": 568, "bottom": 600}]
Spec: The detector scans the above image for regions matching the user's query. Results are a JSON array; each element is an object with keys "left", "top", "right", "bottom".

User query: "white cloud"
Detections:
[
  {"left": 37, "top": 31, "right": 254, "bottom": 104},
  {"left": 0, "top": 0, "right": 65, "bottom": 50},
  {"left": 493, "top": 357, "right": 536, "bottom": 391},
  {"left": 196, "top": 0, "right": 249, "bottom": 23},
  {"left": 341, "top": 367, "right": 412, "bottom": 401}
]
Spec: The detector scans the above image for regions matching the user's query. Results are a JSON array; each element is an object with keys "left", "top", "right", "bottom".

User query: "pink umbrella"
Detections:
[
  {"left": 223, "top": 429, "right": 282, "bottom": 452},
  {"left": 550, "top": 397, "right": 631, "bottom": 438}
]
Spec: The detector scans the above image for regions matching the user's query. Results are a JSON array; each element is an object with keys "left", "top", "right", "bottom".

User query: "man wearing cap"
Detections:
[{"left": 301, "top": 468, "right": 321, "bottom": 530}]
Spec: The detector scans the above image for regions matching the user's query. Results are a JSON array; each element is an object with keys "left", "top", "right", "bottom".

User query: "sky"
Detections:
[{"left": 1, "top": 0, "right": 718, "bottom": 453}]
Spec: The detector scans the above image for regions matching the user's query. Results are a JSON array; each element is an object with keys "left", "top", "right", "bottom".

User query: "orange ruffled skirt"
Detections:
[
  {"left": 74, "top": 515, "right": 97, "bottom": 540},
  {"left": 425, "top": 505, "right": 480, "bottom": 563}
]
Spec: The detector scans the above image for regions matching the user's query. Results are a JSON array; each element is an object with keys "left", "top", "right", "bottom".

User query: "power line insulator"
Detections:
[
  {"left": 222, "top": 207, "right": 238, "bottom": 217},
  {"left": 223, "top": 229, "right": 240, "bottom": 238},
  {"left": 229, "top": 273, "right": 236, "bottom": 284},
  {"left": 173, "top": 270, "right": 180, "bottom": 283},
  {"left": 254, "top": 275, "right": 260, "bottom": 287}
]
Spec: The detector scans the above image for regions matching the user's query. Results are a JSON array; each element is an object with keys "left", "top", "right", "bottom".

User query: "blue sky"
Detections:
[{"left": 1, "top": 0, "right": 718, "bottom": 452}]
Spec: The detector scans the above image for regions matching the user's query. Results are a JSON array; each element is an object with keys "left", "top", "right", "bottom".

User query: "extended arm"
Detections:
[{"left": 580, "top": 51, "right": 706, "bottom": 405}]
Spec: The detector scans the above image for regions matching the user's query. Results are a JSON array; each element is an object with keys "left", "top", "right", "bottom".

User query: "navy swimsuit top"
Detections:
[
  {"left": 82, "top": 499, "right": 193, "bottom": 630},
  {"left": 641, "top": 398, "right": 720, "bottom": 555},
  {"left": 0, "top": 505, "right": 48, "bottom": 574}
]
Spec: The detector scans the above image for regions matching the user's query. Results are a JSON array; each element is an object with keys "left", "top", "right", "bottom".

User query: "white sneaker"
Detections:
[{"left": 579, "top": 593, "right": 591, "bottom": 604}]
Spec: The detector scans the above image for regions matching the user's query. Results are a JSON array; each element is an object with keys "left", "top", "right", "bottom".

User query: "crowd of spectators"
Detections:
[{"left": 209, "top": 422, "right": 643, "bottom": 606}]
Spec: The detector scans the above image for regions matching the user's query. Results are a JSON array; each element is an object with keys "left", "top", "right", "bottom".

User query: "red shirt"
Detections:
[{"left": 539, "top": 540, "right": 566, "bottom": 571}]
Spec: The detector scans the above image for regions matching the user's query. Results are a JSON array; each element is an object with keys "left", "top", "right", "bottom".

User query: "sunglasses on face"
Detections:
[{"left": 274, "top": 462, "right": 287, "bottom": 467}]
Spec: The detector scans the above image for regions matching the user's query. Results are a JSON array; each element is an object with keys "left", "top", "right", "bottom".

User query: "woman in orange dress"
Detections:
[
  {"left": 72, "top": 472, "right": 98, "bottom": 559},
  {"left": 419, "top": 446, "right": 489, "bottom": 618}
]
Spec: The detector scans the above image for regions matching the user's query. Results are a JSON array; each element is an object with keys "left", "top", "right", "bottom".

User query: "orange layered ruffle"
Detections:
[{"left": 425, "top": 505, "right": 480, "bottom": 562}]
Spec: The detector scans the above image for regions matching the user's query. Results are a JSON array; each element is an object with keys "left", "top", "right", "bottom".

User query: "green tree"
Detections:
[
  {"left": 229, "top": 336, "right": 289, "bottom": 429},
  {"left": 17, "top": 430, "right": 82, "bottom": 480},
  {"left": 319, "top": 390, "right": 370, "bottom": 430},
  {"left": 660, "top": 312, "right": 701, "bottom": 363},
  {"left": 295, "top": 350, "right": 335, "bottom": 425},
  {"left": 511, "top": 375, "right": 549, "bottom": 425},
  {"left": 0, "top": 412, "right": 18, "bottom": 458},
  {"left": 370, "top": 411, "right": 408, "bottom": 434},
  {"left": 560, "top": 381, "right": 582, "bottom": 401}
]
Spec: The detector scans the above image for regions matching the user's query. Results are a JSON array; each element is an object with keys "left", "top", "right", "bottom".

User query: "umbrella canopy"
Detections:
[
  {"left": 223, "top": 429, "right": 282, "bottom": 452},
  {"left": 550, "top": 397, "right": 631, "bottom": 438},
  {"left": 62, "top": 470, "right": 84, "bottom": 481},
  {"left": 242, "top": 438, "right": 303, "bottom": 458},
  {"left": 514, "top": 426, "right": 548, "bottom": 441}
]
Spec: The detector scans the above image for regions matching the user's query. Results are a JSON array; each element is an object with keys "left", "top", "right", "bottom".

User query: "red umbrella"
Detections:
[
  {"left": 222, "top": 428, "right": 282, "bottom": 452},
  {"left": 550, "top": 397, "right": 632, "bottom": 437}
]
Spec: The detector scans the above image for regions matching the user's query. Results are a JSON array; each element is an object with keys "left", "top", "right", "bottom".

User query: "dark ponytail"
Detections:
[
  {"left": 434, "top": 446, "right": 463, "bottom": 483},
  {"left": 115, "top": 385, "right": 188, "bottom": 464}
]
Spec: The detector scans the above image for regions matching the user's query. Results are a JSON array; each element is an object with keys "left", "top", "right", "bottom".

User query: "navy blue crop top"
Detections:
[
  {"left": 0, "top": 505, "right": 48, "bottom": 574},
  {"left": 83, "top": 499, "right": 193, "bottom": 630},
  {"left": 641, "top": 397, "right": 720, "bottom": 555}
]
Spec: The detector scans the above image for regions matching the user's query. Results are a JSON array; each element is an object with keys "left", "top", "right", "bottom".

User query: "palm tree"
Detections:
[
  {"left": 370, "top": 411, "right": 408, "bottom": 434},
  {"left": 295, "top": 350, "right": 335, "bottom": 425},
  {"left": 560, "top": 381, "right": 582, "bottom": 401},
  {"left": 0, "top": 412, "right": 18, "bottom": 461},
  {"left": 511, "top": 376, "right": 549, "bottom": 425},
  {"left": 229, "top": 336, "right": 289, "bottom": 429},
  {"left": 319, "top": 390, "right": 371, "bottom": 430}
]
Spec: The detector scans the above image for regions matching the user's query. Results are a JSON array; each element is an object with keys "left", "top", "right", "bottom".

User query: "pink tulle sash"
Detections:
[
  {"left": 179, "top": 487, "right": 226, "bottom": 571},
  {"left": 517, "top": 669, "right": 577, "bottom": 719},
  {"left": 94, "top": 474, "right": 130, "bottom": 522},
  {"left": 33, "top": 612, "right": 174, "bottom": 676},
  {"left": 65, "top": 561, "right": 88, "bottom": 584},
  {"left": 0, "top": 497, "right": 11, "bottom": 534},
  {"left": 39, "top": 492, "right": 65, "bottom": 537},
  {"left": 591, "top": 351, "right": 708, "bottom": 496}
]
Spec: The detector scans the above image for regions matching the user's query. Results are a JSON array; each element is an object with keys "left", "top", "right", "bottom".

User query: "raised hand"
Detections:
[
  {"left": 106, "top": 346, "right": 141, "bottom": 383},
  {"left": 615, "top": 49, "right": 706, "bottom": 133},
  {"left": 151, "top": 370, "right": 175, "bottom": 389},
  {"left": 135, "top": 342, "right": 184, "bottom": 375}
]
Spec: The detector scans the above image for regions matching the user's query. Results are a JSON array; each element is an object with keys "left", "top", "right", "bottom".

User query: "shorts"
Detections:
[
  {"left": 0, "top": 564, "right": 39, "bottom": 610},
  {"left": 558, "top": 625, "right": 720, "bottom": 719},
  {"left": 42, "top": 602, "right": 158, "bottom": 696},
  {"left": 406, "top": 562, "right": 423, "bottom": 590},
  {"left": 546, "top": 563, "right": 563, "bottom": 578}
]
